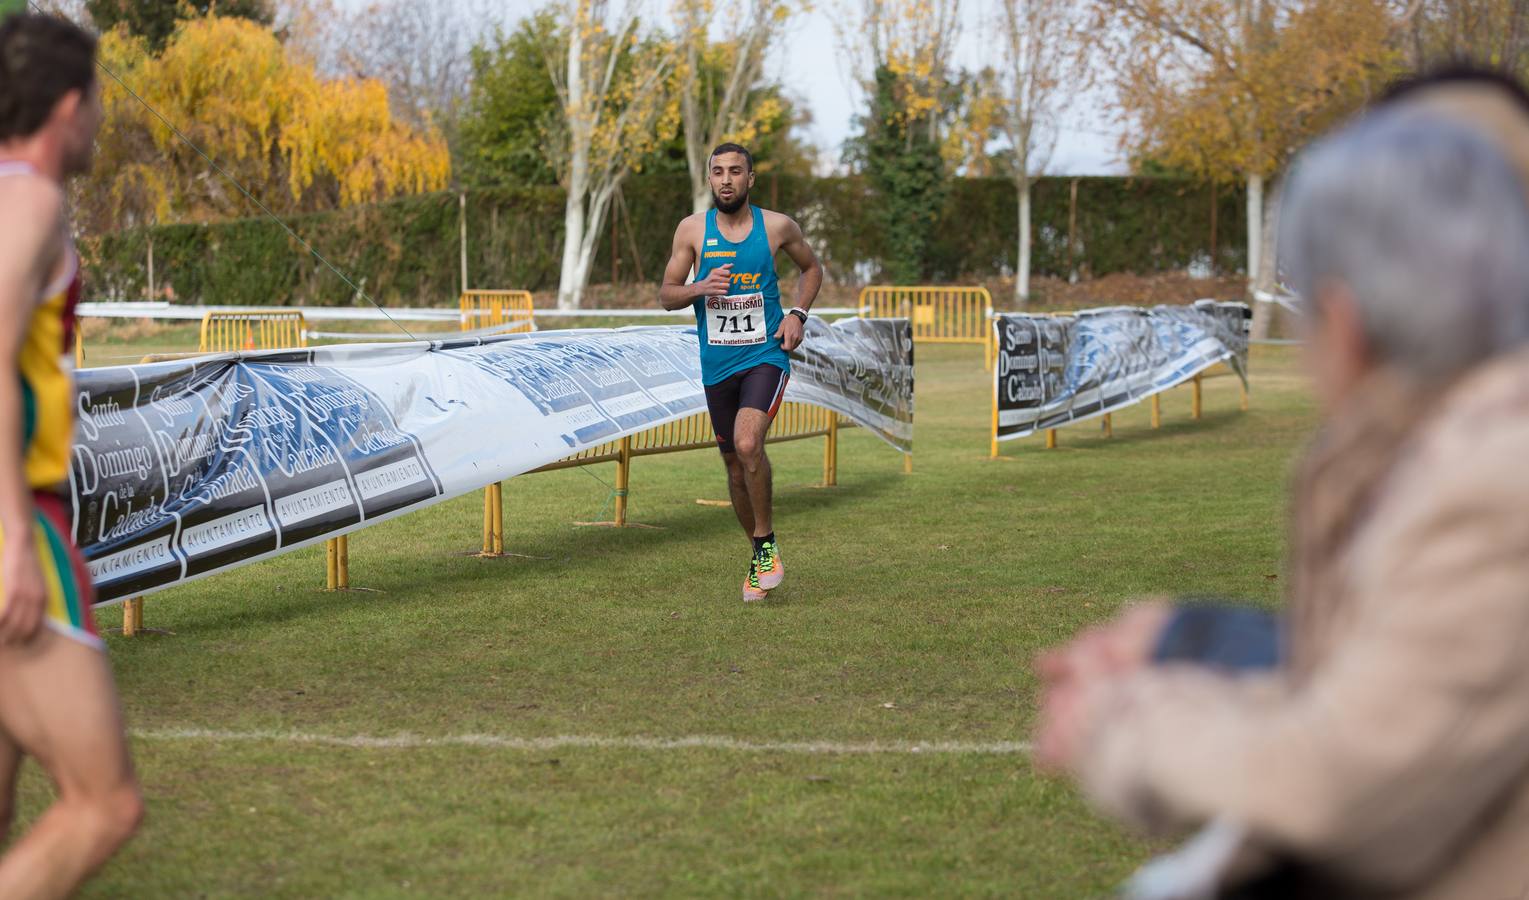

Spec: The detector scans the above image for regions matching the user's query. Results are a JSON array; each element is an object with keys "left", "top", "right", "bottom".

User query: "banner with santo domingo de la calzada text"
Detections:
[
  {"left": 70, "top": 318, "right": 914, "bottom": 605},
  {"left": 994, "top": 301, "right": 1249, "bottom": 441}
]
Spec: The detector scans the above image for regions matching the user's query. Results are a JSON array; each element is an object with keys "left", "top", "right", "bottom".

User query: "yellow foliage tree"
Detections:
[
  {"left": 674, "top": 0, "right": 793, "bottom": 214},
  {"left": 1098, "top": 0, "right": 1404, "bottom": 331},
  {"left": 82, "top": 15, "right": 450, "bottom": 234},
  {"left": 1405, "top": 0, "right": 1529, "bottom": 75},
  {"left": 838, "top": 0, "right": 962, "bottom": 144},
  {"left": 546, "top": 0, "right": 681, "bottom": 309}
]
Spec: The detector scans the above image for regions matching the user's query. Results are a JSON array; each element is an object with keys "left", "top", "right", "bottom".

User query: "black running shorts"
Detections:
[{"left": 703, "top": 363, "right": 790, "bottom": 454}]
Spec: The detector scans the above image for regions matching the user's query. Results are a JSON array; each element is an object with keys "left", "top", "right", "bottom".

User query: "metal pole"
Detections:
[
  {"left": 459, "top": 191, "right": 468, "bottom": 294},
  {"left": 615, "top": 437, "right": 632, "bottom": 525},
  {"left": 1193, "top": 373, "right": 1204, "bottom": 420}
]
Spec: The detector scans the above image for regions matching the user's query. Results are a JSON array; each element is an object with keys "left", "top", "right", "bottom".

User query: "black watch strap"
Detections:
[{"left": 788, "top": 308, "right": 808, "bottom": 323}]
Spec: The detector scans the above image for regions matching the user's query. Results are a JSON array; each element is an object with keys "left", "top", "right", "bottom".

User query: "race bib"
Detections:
[{"left": 705, "top": 292, "right": 767, "bottom": 346}]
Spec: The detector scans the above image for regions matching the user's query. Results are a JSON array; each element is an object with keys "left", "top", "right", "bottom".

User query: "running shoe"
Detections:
[
  {"left": 742, "top": 558, "right": 768, "bottom": 603},
  {"left": 756, "top": 539, "right": 783, "bottom": 590}
]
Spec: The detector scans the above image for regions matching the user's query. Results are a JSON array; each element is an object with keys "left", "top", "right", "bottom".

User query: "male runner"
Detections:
[
  {"left": 0, "top": 14, "right": 143, "bottom": 898},
  {"left": 659, "top": 143, "right": 824, "bottom": 602}
]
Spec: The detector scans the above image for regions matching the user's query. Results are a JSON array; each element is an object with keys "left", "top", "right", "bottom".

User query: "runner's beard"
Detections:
[{"left": 712, "top": 185, "right": 749, "bottom": 214}]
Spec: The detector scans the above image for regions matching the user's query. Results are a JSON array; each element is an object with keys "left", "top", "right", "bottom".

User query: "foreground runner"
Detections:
[
  {"left": 0, "top": 14, "right": 142, "bottom": 897},
  {"left": 659, "top": 142, "right": 824, "bottom": 602}
]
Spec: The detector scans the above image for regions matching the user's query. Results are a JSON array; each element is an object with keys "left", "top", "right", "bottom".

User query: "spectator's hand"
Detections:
[
  {"left": 1036, "top": 601, "right": 1173, "bottom": 687},
  {"left": 1033, "top": 602, "right": 1172, "bottom": 774}
]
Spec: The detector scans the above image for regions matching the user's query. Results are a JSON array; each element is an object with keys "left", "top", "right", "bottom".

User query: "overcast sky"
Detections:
[{"left": 330, "top": 0, "right": 1129, "bottom": 175}]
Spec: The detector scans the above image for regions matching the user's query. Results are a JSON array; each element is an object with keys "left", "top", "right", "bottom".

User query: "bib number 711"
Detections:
[{"left": 706, "top": 291, "right": 767, "bottom": 346}]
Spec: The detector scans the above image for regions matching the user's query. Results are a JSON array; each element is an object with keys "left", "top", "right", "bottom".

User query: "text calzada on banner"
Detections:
[
  {"left": 71, "top": 318, "right": 913, "bottom": 604},
  {"left": 993, "top": 301, "right": 1249, "bottom": 441}
]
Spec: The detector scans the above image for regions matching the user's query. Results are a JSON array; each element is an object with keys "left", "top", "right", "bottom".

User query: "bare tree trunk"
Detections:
[
  {"left": 557, "top": 18, "right": 589, "bottom": 310},
  {"left": 1245, "top": 171, "right": 1263, "bottom": 297},
  {"left": 1250, "top": 172, "right": 1282, "bottom": 340},
  {"left": 1017, "top": 178, "right": 1032, "bottom": 306}
]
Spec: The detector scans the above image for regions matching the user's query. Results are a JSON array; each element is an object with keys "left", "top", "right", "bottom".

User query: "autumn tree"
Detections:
[
  {"left": 457, "top": 12, "right": 564, "bottom": 186},
  {"left": 840, "top": 0, "right": 962, "bottom": 283},
  {"left": 545, "top": 0, "right": 680, "bottom": 308},
  {"left": 1098, "top": 0, "right": 1403, "bottom": 334},
  {"left": 281, "top": 0, "right": 493, "bottom": 152},
  {"left": 1405, "top": 0, "right": 1529, "bottom": 75},
  {"left": 674, "top": 0, "right": 791, "bottom": 213},
  {"left": 88, "top": 0, "right": 274, "bottom": 51},
  {"left": 81, "top": 15, "right": 450, "bottom": 234}
]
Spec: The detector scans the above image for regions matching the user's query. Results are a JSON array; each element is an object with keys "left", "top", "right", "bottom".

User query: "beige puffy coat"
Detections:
[{"left": 1079, "top": 351, "right": 1529, "bottom": 898}]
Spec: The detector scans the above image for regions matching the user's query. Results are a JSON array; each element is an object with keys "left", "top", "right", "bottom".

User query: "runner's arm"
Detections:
[
  {"left": 774, "top": 216, "right": 821, "bottom": 352},
  {"left": 777, "top": 216, "right": 823, "bottom": 314},
  {"left": 659, "top": 219, "right": 731, "bottom": 310},
  {"left": 0, "top": 180, "right": 63, "bottom": 643}
]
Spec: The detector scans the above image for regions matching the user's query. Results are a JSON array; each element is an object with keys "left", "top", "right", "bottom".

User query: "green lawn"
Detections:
[{"left": 32, "top": 336, "right": 1317, "bottom": 898}]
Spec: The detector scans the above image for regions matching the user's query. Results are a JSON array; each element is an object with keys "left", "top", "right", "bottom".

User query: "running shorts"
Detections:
[
  {"left": 703, "top": 363, "right": 790, "bottom": 454},
  {"left": 0, "top": 491, "right": 100, "bottom": 649}
]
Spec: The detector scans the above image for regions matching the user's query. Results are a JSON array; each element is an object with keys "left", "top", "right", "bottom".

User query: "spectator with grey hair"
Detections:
[{"left": 1033, "top": 87, "right": 1529, "bottom": 898}]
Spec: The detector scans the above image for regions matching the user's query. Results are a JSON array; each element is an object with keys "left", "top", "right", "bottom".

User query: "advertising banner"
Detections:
[
  {"left": 71, "top": 319, "right": 914, "bottom": 603},
  {"left": 993, "top": 301, "right": 1249, "bottom": 441}
]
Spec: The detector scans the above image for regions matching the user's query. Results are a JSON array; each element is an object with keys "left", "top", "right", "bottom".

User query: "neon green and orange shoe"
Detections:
[
  {"left": 756, "top": 539, "right": 783, "bottom": 590},
  {"left": 742, "top": 558, "right": 768, "bottom": 603}
]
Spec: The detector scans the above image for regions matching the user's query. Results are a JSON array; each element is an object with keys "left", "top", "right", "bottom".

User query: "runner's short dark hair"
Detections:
[
  {"left": 710, "top": 142, "right": 754, "bottom": 172},
  {"left": 0, "top": 13, "right": 98, "bottom": 142}
]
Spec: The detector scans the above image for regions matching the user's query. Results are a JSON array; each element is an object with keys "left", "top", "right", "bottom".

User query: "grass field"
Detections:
[{"left": 31, "top": 329, "right": 1317, "bottom": 898}]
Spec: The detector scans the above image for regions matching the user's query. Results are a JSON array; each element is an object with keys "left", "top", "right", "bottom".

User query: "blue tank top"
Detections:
[{"left": 692, "top": 206, "right": 790, "bottom": 385}]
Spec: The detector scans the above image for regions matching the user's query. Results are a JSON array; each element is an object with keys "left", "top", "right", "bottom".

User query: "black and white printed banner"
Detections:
[
  {"left": 994, "top": 301, "right": 1249, "bottom": 441},
  {"left": 71, "top": 318, "right": 914, "bottom": 604}
]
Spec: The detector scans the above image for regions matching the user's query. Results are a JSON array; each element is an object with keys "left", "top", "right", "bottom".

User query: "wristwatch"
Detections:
[{"left": 788, "top": 307, "right": 809, "bottom": 324}]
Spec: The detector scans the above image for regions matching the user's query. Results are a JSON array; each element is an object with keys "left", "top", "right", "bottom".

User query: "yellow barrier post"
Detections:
[
  {"left": 989, "top": 387, "right": 999, "bottom": 459},
  {"left": 478, "top": 483, "right": 505, "bottom": 557},
  {"left": 1151, "top": 394, "right": 1161, "bottom": 428},
  {"left": 824, "top": 416, "right": 839, "bottom": 485},
  {"left": 325, "top": 534, "right": 349, "bottom": 590},
  {"left": 1102, "top": 413, "right": 1113, "bottom": 438},
  {"left": 614, "top": 437, "right": 632, "bottom": 526},
  {"left": 504, "top": 402, "right": 868, "bottom": 547},
  {"left": 1192, "top": 373, "right": 1204, "bottom": 420},
  {"left": 1046, "top": 428, "right": 1058, "bottom": 449},
  {"left": 461, "top": 291, "right": 534, "bottom": 555}
]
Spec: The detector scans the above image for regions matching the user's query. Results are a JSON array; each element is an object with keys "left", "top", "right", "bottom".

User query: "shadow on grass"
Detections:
[
  {"left": 150, "top": 471, "right": 904, "bottom": 637},
  {"left": 993, "top": 408, "right": 1249, "bottom": 459}
]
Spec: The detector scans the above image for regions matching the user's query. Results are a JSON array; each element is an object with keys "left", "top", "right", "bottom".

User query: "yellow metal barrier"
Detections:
[
  {"left": 990, "top": 368, "right": 1243, "bottom": 457},
  {"left": 859, "top": 285, "right": 995, "bottom": 371},
  {"left": 461, "top": 290, "right": 536, "bottom": 555},
  {"left": 460, "top": 290, "right": 535, "bottom": 335},
  {"left": 478, "top": 402, "right": 856, "bottom": 555},
  {"left": 199, "top": 309, "right": 307, "bottom": 353}
]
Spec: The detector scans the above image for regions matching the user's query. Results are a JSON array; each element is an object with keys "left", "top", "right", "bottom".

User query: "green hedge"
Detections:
[{"left": 85, "top": 175, "right": 1247, "bottom": 306}]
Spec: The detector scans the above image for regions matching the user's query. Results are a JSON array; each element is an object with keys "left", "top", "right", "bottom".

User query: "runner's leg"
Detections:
[
  {"left": 0, "top": 728, "right": 21, "bottom": 842},
  {"left": 706, "top": 372, "right": 756, "bottom": 539},
  {"left": 722, "top": 454, "right": 755, "bottom": 538},
  {"left": 731, "top": 365, "right": 789, "bottom": 538},
  {"left": 733, "top": 409, "right": 773, "bottom": 536},
  {"left": 0, "top": 629, "right": 141, "bottom": 900}
]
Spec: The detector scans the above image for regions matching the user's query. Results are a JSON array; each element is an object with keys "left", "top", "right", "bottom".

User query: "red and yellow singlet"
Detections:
[{"left": 1, "top": 160, "right": 99, "bottom": 647}]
